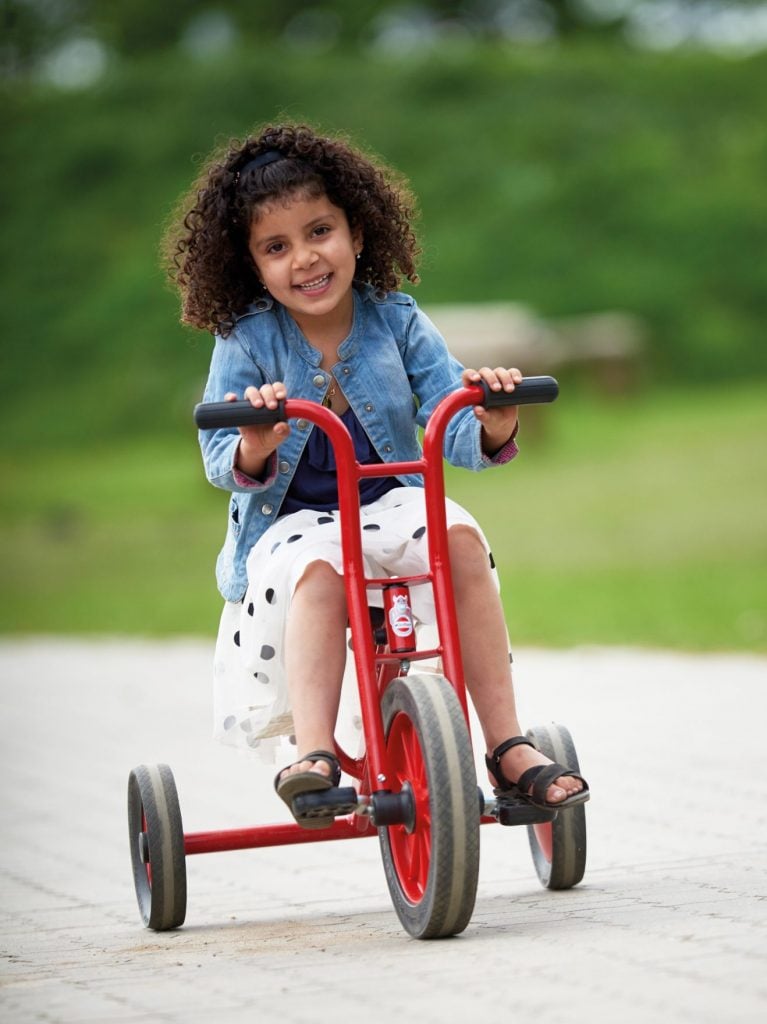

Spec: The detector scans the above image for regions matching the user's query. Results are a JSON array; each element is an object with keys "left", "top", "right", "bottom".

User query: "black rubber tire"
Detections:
[
  {"left": 378, "top": 674, "right": 480, "bottom": 939},
  {"left": 525, "top": 723, "right": 587, "bottom": 890},
  {"left": 127, "top": 763, "right": 187, "bottom": 930}
]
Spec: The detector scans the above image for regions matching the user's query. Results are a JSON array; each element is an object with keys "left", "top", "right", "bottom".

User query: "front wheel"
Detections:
[
  {"left": 378, "top": 674, "right": 480, "bottom": 939},
  {"left": 127, "top": 763, "right": 187, "bottom": 930},
  {"left": 525, "top": 723, "right": 587, "bottom": 890}
]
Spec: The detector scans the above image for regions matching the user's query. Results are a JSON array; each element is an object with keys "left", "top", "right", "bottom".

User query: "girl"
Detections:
[{"left": 165, "top": 122, "right": 587, "bottom": 827}]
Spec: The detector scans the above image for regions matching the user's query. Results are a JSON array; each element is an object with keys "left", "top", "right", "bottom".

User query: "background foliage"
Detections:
[{"left": 1, "top": 4, "right": 765, "bottom": 649}]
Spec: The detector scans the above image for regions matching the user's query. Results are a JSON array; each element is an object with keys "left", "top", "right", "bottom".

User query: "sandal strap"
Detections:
[
  {"left": 517, "top": 762, "right": 576, "bottom": 804},
  {"left": 486, "top": 736, "right": 536, "bottom": 790},
  {"left": 300, "top": 750, "right": 342, "bottom": 785},
  {"left": 274, "top": 749, "right": 341, "bottom": 792},
  {"left": 492, "top": 736, "right": 536, "bottom": 762}
]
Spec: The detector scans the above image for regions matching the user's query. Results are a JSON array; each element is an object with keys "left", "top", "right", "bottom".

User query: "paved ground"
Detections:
[{"left": 1, "top": 638, "right": 765, "bottom": 1024}]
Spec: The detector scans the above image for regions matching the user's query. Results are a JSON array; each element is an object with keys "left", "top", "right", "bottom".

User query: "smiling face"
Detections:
[{"left": 248, "top": 190, "right": 362, "bottom": 339}]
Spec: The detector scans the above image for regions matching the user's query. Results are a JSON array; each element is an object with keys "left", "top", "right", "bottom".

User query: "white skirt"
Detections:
[{"left": 212, "top": 486, "right": 502, "bottom": 764}]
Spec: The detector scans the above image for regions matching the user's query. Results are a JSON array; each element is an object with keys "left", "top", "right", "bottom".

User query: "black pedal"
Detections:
[
  {"left": 496, "top": 795, "right": 557, "bottom": 827},
  {"left": 292, "top": 786, "right": 359, "bottom": 820}
]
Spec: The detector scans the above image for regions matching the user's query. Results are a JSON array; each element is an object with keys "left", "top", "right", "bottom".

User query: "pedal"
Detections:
[
  {"left": 292, "top": 786, "right": 359, "bottom": 821},
  {"left": 495, "top": 794, "right": 557, "bottom": 827}
]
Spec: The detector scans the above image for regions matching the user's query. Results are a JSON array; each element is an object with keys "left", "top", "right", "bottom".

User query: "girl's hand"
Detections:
[
  {"left": 462, "top": 366, "right": 523, "bottom": 456},
  {"left": 225, "top": 382, "right": 291, "bottom": 478}
]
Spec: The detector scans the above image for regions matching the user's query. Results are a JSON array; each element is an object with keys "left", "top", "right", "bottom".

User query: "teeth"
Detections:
[{"left": 298, "top": 274, "right": 329, "bottom": 290}]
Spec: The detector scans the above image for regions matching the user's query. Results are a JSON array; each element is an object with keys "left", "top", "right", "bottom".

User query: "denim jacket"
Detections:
[{"left": 199, "top": 284, "right": 517, "bottom": 600}]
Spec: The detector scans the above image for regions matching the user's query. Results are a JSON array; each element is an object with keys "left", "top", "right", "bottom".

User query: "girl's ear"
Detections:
[{"left": 352, "top": 226, "right": 364, "bottom": 255}]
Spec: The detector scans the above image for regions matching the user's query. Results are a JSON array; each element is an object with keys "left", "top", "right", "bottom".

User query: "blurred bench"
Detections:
[{"left": 425, "top": 303, "right": 646, "bottom": 395}]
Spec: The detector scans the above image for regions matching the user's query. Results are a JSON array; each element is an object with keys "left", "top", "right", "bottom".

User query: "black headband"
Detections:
[{"left": 236, "top": 149, "right": 285, "bottom": 183}]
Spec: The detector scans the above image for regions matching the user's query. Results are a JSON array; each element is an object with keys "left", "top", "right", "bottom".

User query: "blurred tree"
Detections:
[{"left": 3, "top": 0, "right": 767, "bottom": 77}]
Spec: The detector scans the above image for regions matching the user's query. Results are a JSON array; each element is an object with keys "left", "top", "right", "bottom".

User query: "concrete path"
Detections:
[{"left": 1, "top": 639, "right": 765, "bottom": 1023}]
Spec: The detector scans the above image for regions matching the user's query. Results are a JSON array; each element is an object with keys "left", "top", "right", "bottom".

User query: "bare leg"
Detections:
[
  {"left": 448, "top": 525, "right": 583, "bottom": 803},
  {"left": 279, "top": 560, "right": 347, "bottom": 783}
]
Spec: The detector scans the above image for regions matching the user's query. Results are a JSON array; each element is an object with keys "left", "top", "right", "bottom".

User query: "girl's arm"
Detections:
[
  {"left": 461, "top": 366, "right": 523, "bottom": 456},
  {"left": 199, "top": 332, "right": 283, "bottom": 492},
  {"left": 226, "top": 382, "right": 290, "bottom": 478}
]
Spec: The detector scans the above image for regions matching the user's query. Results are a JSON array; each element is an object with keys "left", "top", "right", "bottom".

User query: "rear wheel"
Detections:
[
  {"left": 378, "top": 674, "right": 480, "bottom": 938},
  {"left": 127, "top": 763, "right": 187, "bottom": 930},
  {"left": 525, "top": 724, "right": 587, "bottom": 890}
]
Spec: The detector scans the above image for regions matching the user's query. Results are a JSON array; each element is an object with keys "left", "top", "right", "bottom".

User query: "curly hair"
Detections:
[{"left": 163, "top": 123, "right": 421, "bottom": 336}]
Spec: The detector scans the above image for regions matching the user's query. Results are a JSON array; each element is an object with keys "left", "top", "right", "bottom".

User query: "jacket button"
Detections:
[
  {"left": 296, "top": 418, "right": 308, "bottom": 430},
  {"left": 278, "top": 461, "right": 290, "bottom": 474},
  {"left": 261, "top": 503, "right": 274, "bottom": 516},
  {"left": 384, "top": 444, "right": 393, "bottom": 453},
  {"left": 341, "top": 366, "right": 351, "bottom": 375},
  {"left": 364, "top": 402, "right": 374, "bottom": 412},
  {"left": 312, "top": 373, "right": 326, "bottom": 387}
]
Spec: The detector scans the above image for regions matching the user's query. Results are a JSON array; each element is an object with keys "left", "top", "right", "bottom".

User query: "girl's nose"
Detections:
[{"left": 292, "top": 244, "right": 318, "bottom": 270}]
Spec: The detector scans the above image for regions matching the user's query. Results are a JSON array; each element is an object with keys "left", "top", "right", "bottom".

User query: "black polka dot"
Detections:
[
  {"left": 223, "top": 715, "right": 236, "bottom": 731},
  {"left": 254, "top": 671, "right": 270, "bottom": 684},
  {"left": 265, "top": 588, "right": 276, "bottom": 604},
  {"left": 246, "top": 736, "right": 261, "bottom": 749},
  {"left": 363, "top": 523, "right": 381, "bottom": 531},
  {"left": 289, "top": 734, "right": 297, "bottom": 746},
  {"left": 247, "top": 602, "right": 254, "bottom": 616},
  {"left": 412, "top": 526, "right": 426, "bottom": 540},
  {"left": 271, "top": 542, "right": 281, "bottom": 554},
  {"left": 489, "top": 551, "right": 496, "bottom": 569},
  {"left": 239, "top": 720, "right": 252, "bottom": 733},
  {"left": 317, "top": 516, "right": 334, "bottom": 524},
  {"left": 233, "top": 630, "right": 240, "bottom": 647},
  {"left": 287, "top": 534, "right": 302, "bottom": 543},
  {"left": 260, "top": 644, "right": 275, "bottom": 660}
]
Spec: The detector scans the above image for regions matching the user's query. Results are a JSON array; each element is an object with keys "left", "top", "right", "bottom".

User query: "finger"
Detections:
[
  {"left": 477, "top": 366, "right": 503, "bottom": 391},
  {"left": 243, "top": 385, "right": 265, "bottom": 407},
  {"left": 462, "top": 367, "right": 481, "bottom": 387},
  {"left": 224, "top": 392, "right": 238, "bottom": 402},
  {"left": 259, "top": 383, "right": 284, "bottom": 409},
  {"left": 492, "top": 367, "right": 515, "bottom": 392}
]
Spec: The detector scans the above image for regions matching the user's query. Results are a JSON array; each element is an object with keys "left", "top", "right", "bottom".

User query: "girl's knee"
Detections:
[
  {"left": 448, "top": 524, "right": 485, "bottom": 559},
  {"left": 295, "top": 559, "right": 346, "bottom": 605},
  {"left": 448, "top": 525, "right": 492, "bottom": 578}
]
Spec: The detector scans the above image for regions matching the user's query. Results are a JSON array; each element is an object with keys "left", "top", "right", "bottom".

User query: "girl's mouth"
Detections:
[{"left": 296, "top": 273, "right": 331, "bottom": 292}]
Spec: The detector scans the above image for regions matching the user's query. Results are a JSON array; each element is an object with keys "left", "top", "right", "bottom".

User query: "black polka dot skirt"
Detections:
[{"left": 212, "top": 486, "right": 500, "bottom": 761}]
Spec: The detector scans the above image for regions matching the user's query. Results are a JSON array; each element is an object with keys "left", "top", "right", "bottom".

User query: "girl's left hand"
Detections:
[{"left": 462, "top": 366, "right": 523, "bottom": 456}]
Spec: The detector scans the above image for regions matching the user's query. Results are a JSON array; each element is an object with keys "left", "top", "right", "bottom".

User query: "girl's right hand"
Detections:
[{"left": 226, "top": 382, "right": 291, "bottom": 477}]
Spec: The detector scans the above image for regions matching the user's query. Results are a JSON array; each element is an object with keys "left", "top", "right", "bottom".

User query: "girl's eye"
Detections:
[
  {"left": 266, "top": 242, "right": 286, "bottom": 255},
  {"left": 312, "top": 225, "right": 330, "bottom": 237}
]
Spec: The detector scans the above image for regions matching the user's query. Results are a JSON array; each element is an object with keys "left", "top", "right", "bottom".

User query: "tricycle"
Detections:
[{"left": 127, "top": 375, "right": 587, "bottom": 939}]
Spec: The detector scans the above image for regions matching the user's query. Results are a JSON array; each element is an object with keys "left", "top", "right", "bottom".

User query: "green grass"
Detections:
[
  {"left": 449, "top": 384, "right": 767, "bottom": 650},
  {"left": 2, "top": 384, "right": 764, "bottom": 651}
]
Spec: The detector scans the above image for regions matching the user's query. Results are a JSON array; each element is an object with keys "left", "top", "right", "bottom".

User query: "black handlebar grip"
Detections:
[
  {"left": 478, "top": 375, "right": 559, "bottom": 407},
  {"left": 194, "top": 399, "right": 287, "bottom": 430}
]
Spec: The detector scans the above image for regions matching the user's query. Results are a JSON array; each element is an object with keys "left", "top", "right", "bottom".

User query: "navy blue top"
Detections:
[{"left": 280, "top": 405, "right": 402, "bottom": 516}]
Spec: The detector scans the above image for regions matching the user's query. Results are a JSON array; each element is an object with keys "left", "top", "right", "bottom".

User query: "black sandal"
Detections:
[
  {"left": 486, "top": 737, "right": 590, "bottom": 810},
  {"left": 274, "top": 749, "right": 342, "bottom": 830}
]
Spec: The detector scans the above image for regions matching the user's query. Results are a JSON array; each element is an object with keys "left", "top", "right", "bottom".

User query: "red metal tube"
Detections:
[{"left": 184, "top": 815, "right": 377, "bottom": 855}]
